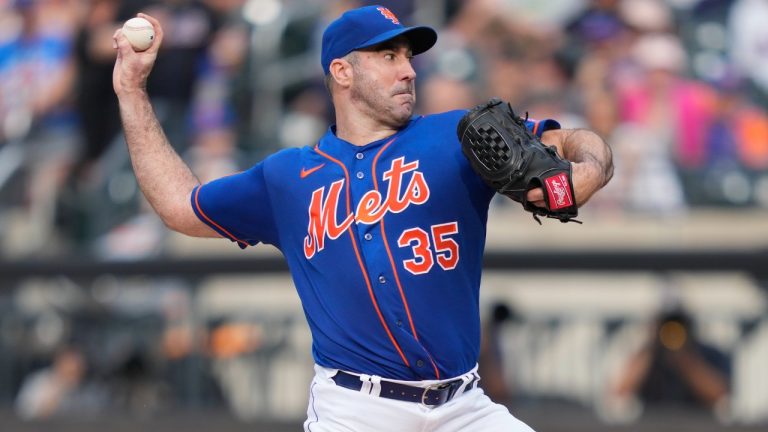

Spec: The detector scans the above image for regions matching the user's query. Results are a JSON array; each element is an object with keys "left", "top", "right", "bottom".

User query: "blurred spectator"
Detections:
[
  {"left": 0, "top": 0, "right": 81, "bottom": 253},
  {"left": 483, "top": 54, "right": 528, "bottom": 108},
  {"left": 605, "top": 306, "right": 731, "bottom": 422},
  {"left": 205, "top": 317, "right": 292, "bottom": 419},
  {"left": 477, "top": 301, "right": 517, "bottom": 405},
  {"left": 14, "top": 345, "right": 108, "bottom": 419},
  {"left": 688, "top": 70, "right": 768, "bottom": 206},
  {"left": 277, "top": 83, "right": 330, "bottom": 148},
  {"left": 109, "top": 349, "right": 167, "bottom": 415},
  {"left": 563, "top": 0, "right": 629, "bottom": 83},
  {"left": 618, "top": 0, "right": 675, "bottom": 34},
  {"left": 143, "top": 0, "right": 220, "bottom": 153},
  {"left": 419, "top": 73, "right": 477, "bottom": 115},
  {"left": 55, "top": 0, "right": 129, "bottom": 247},
  {"left": 72, "top": 0, "right": 123, "bottom": 176},
  {"left": 188, "top": 4, "right": 250, "bottom": 179},
  {"left": 677, "top": 0, "right": 735, "bottom": 84},
  {"left": 728, "top": 0, "right": 768, "bottom": 108},
  {"left": 612, "top": 33, "right": 716, "bottom": 214}
]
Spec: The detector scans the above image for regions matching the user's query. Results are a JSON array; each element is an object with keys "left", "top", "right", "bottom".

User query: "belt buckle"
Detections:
[{"left": 420, "top": 382, "right": 450, "bottom": 409}]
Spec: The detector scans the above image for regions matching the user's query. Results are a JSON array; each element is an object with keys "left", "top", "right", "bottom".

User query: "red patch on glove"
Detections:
[{"left": 544, "top": 173, "right": 574, "bottom": 210}]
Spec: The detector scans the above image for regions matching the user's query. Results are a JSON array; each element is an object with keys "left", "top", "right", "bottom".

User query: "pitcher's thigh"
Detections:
[
  {"left": 304, "top": 378, "right": 423, "bottom": 432},
  {"left": 435, "top": 388, "right": 536, "bottom": 432}
]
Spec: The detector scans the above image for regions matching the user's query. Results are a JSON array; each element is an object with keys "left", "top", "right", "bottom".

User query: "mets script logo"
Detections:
[
  {"left": 304, "top": 157, "right": 428, "bottom": 259},
  {"left": 377, "top": 7, "right": 400, "bottom": 24}
]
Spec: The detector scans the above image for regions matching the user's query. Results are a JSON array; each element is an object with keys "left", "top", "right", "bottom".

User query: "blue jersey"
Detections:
[{"left": 191, "top": 110, "right": 560, "bottom": 380}]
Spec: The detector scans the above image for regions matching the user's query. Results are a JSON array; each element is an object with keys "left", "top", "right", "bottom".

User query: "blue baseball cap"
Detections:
[{"left": 321, "top": 5, "right": 437, "bottom": 75}]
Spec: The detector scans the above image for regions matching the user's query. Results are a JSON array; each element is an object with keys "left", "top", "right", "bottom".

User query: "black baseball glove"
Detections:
[{"left": 457, "top": 98, "right": 580, "bottom": 223}]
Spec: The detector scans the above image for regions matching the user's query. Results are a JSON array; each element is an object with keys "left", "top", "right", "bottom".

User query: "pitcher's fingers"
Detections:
[
  {"left": 113, "top": 30, "right": 134, "bottom": 56},
  {"left": 526, "top": 188, "right": 544, "bottom": 203},
  {"left": 112, "top": 28, "right": 121, "bottom": 50},
  {"left": 136, "top": 13, "right": 164, "bottom": 52}
]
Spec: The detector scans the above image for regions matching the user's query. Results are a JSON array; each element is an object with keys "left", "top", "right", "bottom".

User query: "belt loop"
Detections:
[
  {"left": 455, "top": 374, "right": 473, "bottom": 397},
  {"left": 369, "top": 375, "right": 382, "bottom": 397},
  {"left": 359, "top": 374, "right": 373, "bottom": 395}
]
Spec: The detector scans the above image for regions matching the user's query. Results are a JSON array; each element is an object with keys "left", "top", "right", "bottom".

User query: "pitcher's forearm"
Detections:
[
  {"left": 543, "top": 128, "right": 613, "bottom": 206},
  {"left": 118, "top": 91, "right": 202, "bottom": 233},
  {"left": 562, "top": 129, "right": 614, "bottom": 188}
]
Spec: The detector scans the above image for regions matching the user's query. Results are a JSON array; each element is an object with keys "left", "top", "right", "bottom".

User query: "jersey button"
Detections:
[
  {"left": 356, "top": 152, "right": 364, "bottom": 160},
  {"left": 378, "top": 275, "right": 386, "bottom": 284},
  {"left": 416, "top": 360, "right": 425, "bottom": 368},
  {"left": 364, "top": 233, "right": 373, "bottom": 241},
  {"left": 356, "top": 172, "right": 364, "bottom": 179},
  {"left": 396, "top": 320, "right": 403, "bottom": 327}
]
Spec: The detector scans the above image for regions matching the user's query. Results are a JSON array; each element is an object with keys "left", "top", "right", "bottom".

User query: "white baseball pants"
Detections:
[{"left": 303, "top": 364, "right": 536, "bottom": 432}]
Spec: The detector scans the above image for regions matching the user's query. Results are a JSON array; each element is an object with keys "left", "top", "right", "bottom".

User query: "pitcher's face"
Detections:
[{"left": 350, "top": 38, "right": 417, "bottom": 128}]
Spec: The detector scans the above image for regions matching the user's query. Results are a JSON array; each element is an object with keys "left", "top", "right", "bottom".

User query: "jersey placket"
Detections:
[
  {"left": 347, "top": 149, "right": 418, "bottom": 362},
  {"left": 349, "top": 150, "right": 396, "bottom": 315},
  {"left": 352, "top": 143, "right": 444, "bottom": 379}
]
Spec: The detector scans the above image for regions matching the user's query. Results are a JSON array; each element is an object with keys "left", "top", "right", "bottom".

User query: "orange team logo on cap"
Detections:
[{"left": 377, "top": 7, "right": 400, "bottom": 24}]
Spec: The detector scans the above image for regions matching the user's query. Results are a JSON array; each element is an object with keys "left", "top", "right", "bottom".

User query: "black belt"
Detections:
[{"left": 331, "top": 370, "right": 478, "bottom": 407}]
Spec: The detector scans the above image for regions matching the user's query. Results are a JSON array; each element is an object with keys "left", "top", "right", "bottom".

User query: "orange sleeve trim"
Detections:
[{"left": 193, "top": 186, "right": 249, "bottom": 247}]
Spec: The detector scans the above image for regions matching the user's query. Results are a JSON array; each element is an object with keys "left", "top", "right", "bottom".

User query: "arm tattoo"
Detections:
[{"left": 562, "top": 128, "right": 614, "bottom": 187}]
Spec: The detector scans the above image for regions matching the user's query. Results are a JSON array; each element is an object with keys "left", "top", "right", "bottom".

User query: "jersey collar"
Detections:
[{"left": 317, "top": 116, "right": 422, "bottom": 157}]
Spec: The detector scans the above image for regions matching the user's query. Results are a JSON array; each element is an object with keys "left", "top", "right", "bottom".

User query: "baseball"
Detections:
[{"left": 122, "top": 17, "right": 155, "bottom": 52}]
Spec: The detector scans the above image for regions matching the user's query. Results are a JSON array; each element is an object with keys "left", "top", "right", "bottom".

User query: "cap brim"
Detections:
[{"left": 356, "top": 25, "right": 437, "bottom": 56}]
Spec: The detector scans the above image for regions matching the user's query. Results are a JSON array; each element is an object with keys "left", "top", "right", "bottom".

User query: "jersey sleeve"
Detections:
[
  {"left": 191, "top": 162, "right": 279, "bottom": 248},
  {"left": 525, "top": 118, "right": 561, "bottom": 138}
]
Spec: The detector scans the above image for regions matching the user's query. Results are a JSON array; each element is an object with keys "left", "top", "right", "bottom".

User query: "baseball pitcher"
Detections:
[{"left": 112, "top": 5, "right": 613, "bottom": 431}]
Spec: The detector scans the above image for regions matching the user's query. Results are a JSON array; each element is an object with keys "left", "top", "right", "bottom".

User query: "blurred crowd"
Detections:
[
  {"left": 0, "top": 0, "right": 250, "bottom": 257},
  {"left": 478, "top": 299, "right": 735, "bottom": 423},
  {"left": 1, "top": 0, "right": 768, "bottom": 258},
  {"left": 3, "top": 277, "right": 270, "bottom": 420},
  {"left": 4, "top": 273, "right": 755, "bottom": 424}
]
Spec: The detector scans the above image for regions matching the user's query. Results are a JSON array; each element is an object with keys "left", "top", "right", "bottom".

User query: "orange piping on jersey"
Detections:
[
  {"left": 193, "top": 186, "right": 249, "bottom": 247},
  {"left": 372, "top": 139, "right": 418, "bottom": 340},
  {"left": 420, "top": 349, "right": 441, "bottom": 381},
  {"left": 314, "top": 145, "right": 410, "bottom": 368},
  {"left": 532, "top": 120, "right": 540, "bottom": 137},
  {"left": 372, "top": 139, "right": 441, "bottom": 380}
]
